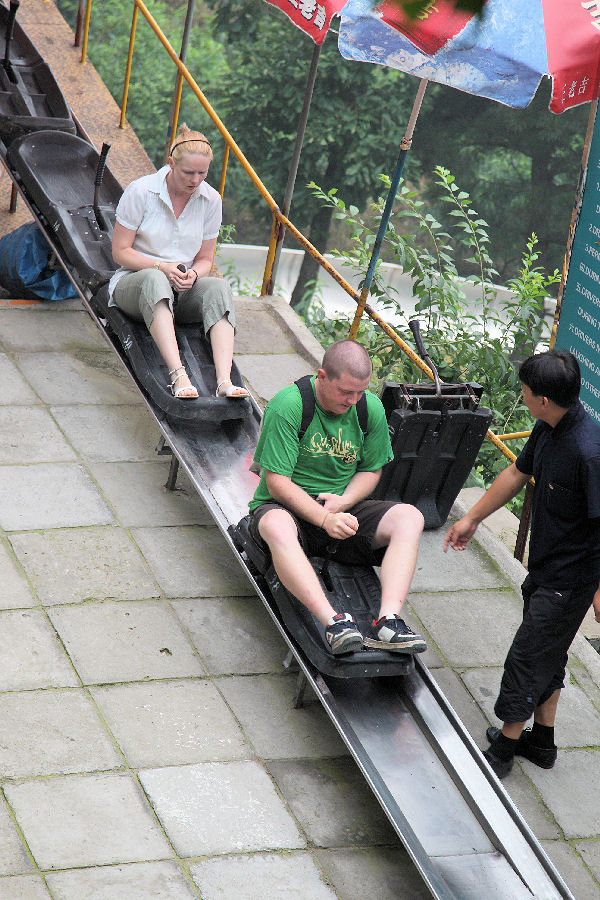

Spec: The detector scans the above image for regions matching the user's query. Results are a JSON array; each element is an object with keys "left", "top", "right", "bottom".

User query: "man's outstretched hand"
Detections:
[{"left": 444, "top": 516, "right": 478, "bottom": 552}]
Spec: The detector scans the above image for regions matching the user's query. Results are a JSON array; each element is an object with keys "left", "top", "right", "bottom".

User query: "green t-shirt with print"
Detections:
[{"left": 249, "top": 377, "right": 392, "bottom": 511}]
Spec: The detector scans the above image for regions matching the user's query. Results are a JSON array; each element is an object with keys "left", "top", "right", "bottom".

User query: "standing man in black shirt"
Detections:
[{"left": 444, "top": 349, "right": 600, "bottom": 778}]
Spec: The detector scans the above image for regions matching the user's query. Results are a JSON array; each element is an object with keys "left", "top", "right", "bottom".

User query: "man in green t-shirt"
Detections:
[{"left": 249, "top": 339, "right": 426, "bottom": 656}]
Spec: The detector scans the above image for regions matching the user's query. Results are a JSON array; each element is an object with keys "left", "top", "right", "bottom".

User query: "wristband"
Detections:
[{"left": 321, "top": 510, "right": 331, "bottom": 528}]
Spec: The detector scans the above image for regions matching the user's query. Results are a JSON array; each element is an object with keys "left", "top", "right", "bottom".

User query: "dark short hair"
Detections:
[
  {"left": 321, "top": 340, "right": 372, "bottom": 381},
  {"left": 519, "top": 349, "right": 580, "bottom": 409}
]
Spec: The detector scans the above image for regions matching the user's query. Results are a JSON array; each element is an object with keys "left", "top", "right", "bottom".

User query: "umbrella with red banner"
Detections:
[
  {"left": 261, "top": 0, "right": 600, "bottom": 317},
  {"left": 339, "top": 0, "right": 600, "bottom": 113},
  {"left": 263, "top": 0, "right": 347, "bottom": 44}
]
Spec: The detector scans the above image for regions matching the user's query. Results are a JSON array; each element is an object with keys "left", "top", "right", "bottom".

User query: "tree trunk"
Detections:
[{"left": 290, "top": 199, "right": 334, "bottom": 309}]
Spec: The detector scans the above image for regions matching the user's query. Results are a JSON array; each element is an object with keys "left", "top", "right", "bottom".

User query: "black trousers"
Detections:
[{"left": 494, "top": 574, "right": 596, "bottom": 723}]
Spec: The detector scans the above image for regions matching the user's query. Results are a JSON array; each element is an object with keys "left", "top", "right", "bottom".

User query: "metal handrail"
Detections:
[{"left": 78, "top": 0, "right": 523, "bottom": 475}]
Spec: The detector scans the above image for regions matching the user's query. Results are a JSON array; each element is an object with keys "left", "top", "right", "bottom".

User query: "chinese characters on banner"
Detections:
[
  {"left": 544, "top": 0, "right": 600, "bottom": 112},
  {"left": 377, "top": 0, "right": 478, "bottom": 55},
  {"left": 555, "top": 104, "right": 600, "bottom": 421},
  {"left": 263, "top": 0, "right": 348, "bottom": 43}
]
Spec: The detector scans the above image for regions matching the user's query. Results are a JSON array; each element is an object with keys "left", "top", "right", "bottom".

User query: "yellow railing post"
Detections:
[
  {"left": 218, "top": 145, "right": 230, "bottom": 200},
  {"left": 262, "top": 211, "right": 282, "bottom": 296},
  {"left": 120, "top": 2, "right": 139, "bottom": 129},
  {"left": 169, "top": 71, "right": 184, "bottom": 148},
  {"left": 80, "top": 0, "right": 525, "bottom": 474},
  {"left": 80, "top": 0, "right": 93, "bottom": 64}
]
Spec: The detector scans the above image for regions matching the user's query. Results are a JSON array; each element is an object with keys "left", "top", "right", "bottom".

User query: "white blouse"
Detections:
[{"left": 108, "top": 165, "right": 222, "bottom": 298}]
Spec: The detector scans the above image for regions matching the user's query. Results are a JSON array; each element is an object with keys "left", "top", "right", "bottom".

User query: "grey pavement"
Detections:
[{"left": 0, "top": 298, "right": 599, "bottom": 899}]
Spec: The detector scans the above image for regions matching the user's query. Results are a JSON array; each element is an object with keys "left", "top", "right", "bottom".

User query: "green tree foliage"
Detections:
[
  {"left": 56, "top": 0, "right": 588, "bottom": 304},
  {"left": 206, "top": 0, "right": 418, "bottom": 305},
  {"left": 414, "top": 82, "right": 589, "bottom": 280},
  {"left": 306, "top": 169, "right": 560, "bottom": 513},
  {"left": 55, "top": 0, "right": 228, "bottom": 165}
]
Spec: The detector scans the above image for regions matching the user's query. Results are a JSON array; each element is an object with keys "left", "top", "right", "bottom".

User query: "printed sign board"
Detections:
[{"left": 555, "top": 103, "right": 600, "bottom": 423}]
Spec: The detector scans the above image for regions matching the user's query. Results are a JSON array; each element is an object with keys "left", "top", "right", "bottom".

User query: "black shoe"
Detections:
[
  {"left": 486, "top": 726, "right": 557, "bottom": 770},
  {"left": 363, "top": 614, "right": 427, "bottom": 654},
  {"left": 483, "top": 744, "right": 514, "bottom": 779},
  {"left": 325, "top": 613, "right": 363, "bottom": 655}
]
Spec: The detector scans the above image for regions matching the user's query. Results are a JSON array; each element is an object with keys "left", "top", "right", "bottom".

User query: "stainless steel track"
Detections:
[{"left": 1, "top": 158, "right": 574, "bottom": 900}]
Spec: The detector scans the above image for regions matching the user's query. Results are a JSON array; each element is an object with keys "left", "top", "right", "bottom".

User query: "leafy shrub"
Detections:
[{"left": 305, "top": 168, "right": 560, "bottom": 514}]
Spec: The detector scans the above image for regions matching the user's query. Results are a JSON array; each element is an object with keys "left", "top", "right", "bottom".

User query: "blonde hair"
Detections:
[{"left": 170, "top": 123, "right": 213, "bottom": 163}]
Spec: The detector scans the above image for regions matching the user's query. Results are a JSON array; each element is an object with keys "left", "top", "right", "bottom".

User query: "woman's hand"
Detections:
[{"left": 161, "top": 262, "right": 197, "bottom": 291}]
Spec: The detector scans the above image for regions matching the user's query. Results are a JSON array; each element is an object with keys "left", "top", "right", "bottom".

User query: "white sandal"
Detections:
[
  {"left": 216, "top": 379, "right": 249, "bottom": 399},
  {"left": 169, "top": 366, "right": 199, "bottom": 399}
]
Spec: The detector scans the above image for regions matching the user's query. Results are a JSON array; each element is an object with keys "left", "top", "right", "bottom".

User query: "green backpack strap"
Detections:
[{"left": 294, "top": 375, "right": 368, "bottom": 441}]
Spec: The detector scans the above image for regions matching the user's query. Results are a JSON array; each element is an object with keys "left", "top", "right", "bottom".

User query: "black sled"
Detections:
[
  {"left": 372, "top": 320, "right": 492, "bottom": 528},
  {"left": 0, "top": 2, "right": 75, "bottom": 144},
  {"left": 230, "top": 516, "right": 415, "bottom": 679}
]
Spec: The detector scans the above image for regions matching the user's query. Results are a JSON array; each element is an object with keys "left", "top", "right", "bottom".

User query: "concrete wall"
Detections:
[{"left": 216, "top": 243, "right": 556, "bottom": 336}]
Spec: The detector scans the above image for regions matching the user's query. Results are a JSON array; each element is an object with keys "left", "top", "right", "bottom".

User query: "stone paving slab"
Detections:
[
  {"left": 315, "top": 848, "right": 432, "bottom": 900},
  {"left": 0, "top": 407, "right": 76, "bottom": 464},
  {"left": 132, "top": 526, "right": 249, "bottom": 598},
  {"left": 0, "top": 310, "right": 107, "bottom": 352},
  {"left": 51, "top": 405, "right": 160, "bottom": 462},
  {"left": 0, "top": 689, "right": 121, "bottom": 777},
  {"left": 575, "top": 841, "right": 600, "bottom": 885},
  {"left": 89, "top": 461, "right": 212, "bottom": 527},
  {"left": 218, "top": 674, "right": 347, "bottom": 759},
  {"left": 0, "top": 875, "right": 50, "bottom": 899},
  {"left": 190, "top": 852, "right": 337, "bottom": 900},
  {"left": 0, "top": 463, "right": 113, "bottom": 531},
  {"left": 235, "top": 353, "right": 316, "bottom": 404},
  {"left": 4, "top": 773, "right": 172, "bottom": 870},
  {"left": 0, "top": 801, "right": 34, "bottom": 876},
  {"left": 412, "top": 528, "right": 507, "bottom": 592},
  {"left": 90, "top": 680, "right": 252, "bottom": 767},
  {"left": 172, "top": 596, "right": 289, "bottom": 675},
  {"left": 543, "top": 841, "right": 600, "bottom": 900},
  {"left": 9, "top": 527, "right": 159, "bottom": 605},
  {"left": 45, "top": 862, "right": 198, "bottom": 900},
  {"left": 409, "top": 589, "right": 521, "bottom": 668},
  {"left": 234, "top": 304, "right": 298, "bottom": 356},
  {"left": 267, "top": 757, "right": 398, "bottom": 847},
  {"left": 0, "top": 609, "right": 79, "bottom": 690},
  {"left": 0, "top": 540, "right": 36, "bottom": 609},
  {"left": 15, "top": 351, "right": 141, "bottom": 406},
  {"left": 526, "top": 750, "right": 600, "bottom": 839},
  {"left": 48, "top": 601, "right": 205, "bottom": 684},
  {"left": 0, "top": 355, "right": 39, "bottom": 405},
  {"left": 139, "top": 761, "right": 305, "bottom": 857}
]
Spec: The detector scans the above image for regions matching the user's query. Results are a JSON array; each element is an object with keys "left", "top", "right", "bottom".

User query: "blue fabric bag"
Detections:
[{"left": 0, "top": 223, "right": 77, "bottom": 301}]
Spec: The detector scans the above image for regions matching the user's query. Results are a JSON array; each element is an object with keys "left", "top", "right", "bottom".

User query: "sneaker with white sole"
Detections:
[
  {"left": 364, "top": 615, "right": 427, "bottom": 653},
  {"left": 325, "top": 612, "right": 363, "bottom": 655}
]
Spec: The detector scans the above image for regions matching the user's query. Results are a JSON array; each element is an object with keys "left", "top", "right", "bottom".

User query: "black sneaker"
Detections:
[
  {"left": 483, "top": 743, "right": 514, "bottom": 779},
  {"left": 486, "top": 726, "right": 557, "bottom": 769},
  {"left": 325, "top": 613, "right": 363, "bottom": 655},
  {"left": 363, "top": 615, "right": 427, "bottom": 654}
]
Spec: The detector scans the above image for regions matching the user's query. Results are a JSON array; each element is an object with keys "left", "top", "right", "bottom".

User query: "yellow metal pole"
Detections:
[
  {"left": 120, "top": 3, "right": 139, "bottom": 129},
  {"left": 169, "top": 72, "right": 184, "bottom": 148},
  {"left": 262, "top": 211, "right": 281, "bottom": 296},
  {"left": 495, "top": 431, "right": 531, "bottom": 441},
  {"left": 132, "top": 0, "right": 277, "bottom": 211},
  {"left": 80, "top": 0, "right": 93, "bottom": 64},
  {"left": 218, "top": 145, "right": 230, "bottom": 199}
]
